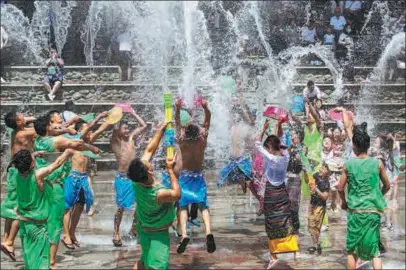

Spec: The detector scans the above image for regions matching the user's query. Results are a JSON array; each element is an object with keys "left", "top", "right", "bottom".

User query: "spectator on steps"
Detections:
[
  {"left": 1, "top": 24, "right": 9, "bottom": 83},
  {"left": 301, "top": 20, "right": 319, "bottom": 45},
  {"left": 324, "top": 27, "right": 336, "bottom": 49},
  {"left": 336, "top": 24, "right": 354, "bottom": 62},
  {"left": 44, "top": 48, "right": 64, "bottom": 101},
  {"left": 116, "top": 29, "right": 133, "bottom": 81},
  {"left": 343, "top": 1, "right": 362, "bottom": 34},
  {"left": 330, "top": 7, "right": 347, "bottom": 40},
  {"left": 303, "top": 80, "right": 323, "bottom": 104},
  {"left": 285, "top": 20, "right": 299, "bottom": 46}
]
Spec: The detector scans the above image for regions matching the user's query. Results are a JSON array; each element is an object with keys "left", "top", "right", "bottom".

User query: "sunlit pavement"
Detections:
[{"left": 1, "top": 171, "right": 405, "bottom": 269}]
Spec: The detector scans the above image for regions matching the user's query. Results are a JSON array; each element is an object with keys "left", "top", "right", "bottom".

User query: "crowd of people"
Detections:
[{"left": 1, "top": 80, "right": 404, "bottom": 269}]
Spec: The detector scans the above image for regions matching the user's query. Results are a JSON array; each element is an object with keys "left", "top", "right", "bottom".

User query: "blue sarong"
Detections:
[
  {"left": 178, "top": 171, "right": 208, "bottom": 208},
  {"left": 114, "top": 172, "right": 135, "bottom": 210},
  {"left": 217, "top": 156, "right": 253, "bottom": 188},
  {"left": 64, "top": 170, "right": 93, "bottom": 213}
]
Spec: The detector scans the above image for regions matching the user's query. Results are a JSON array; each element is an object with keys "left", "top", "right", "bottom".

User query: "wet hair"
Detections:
[
  {"left": 307, "top": 80, "right": 314, "bottom": 87},
  {"left": 184, "top": 123, "right": 200, "bottom": 140},
  {"left": 263, "top": 135, "right": 281, "bottom": 151},
  {"left": 352, "top": 122, "right": 370, "bottom": 153},
  {"left": 34, "top": 115, "right": 50, "bottom": 137},
  {"left": 74, "top": 119, "right": 86, "bottom": 132},
  {"left": 64, "top": 100, "right": 75, "bottom": 111},
  {"left": 8, "top": 150, "right": 32, "bottom": 174},
  {"left": 127, "top": 158, "right": 148, "bottom": 183},
  {"left": 119, "top": 120, "right": 129, "bottom": 127},
  {"left": 4, "top": 110, "right": 17, "bottom": 130},
  {"left": 47, "top": 110, "right": 60, "bottom": 119}
]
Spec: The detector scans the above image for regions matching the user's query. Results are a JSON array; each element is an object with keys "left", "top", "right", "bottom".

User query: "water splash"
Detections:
[{"left": 356, "top": 32, "right": 405, "bottom": 133}]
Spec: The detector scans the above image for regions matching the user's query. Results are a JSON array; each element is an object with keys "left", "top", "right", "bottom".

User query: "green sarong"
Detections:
[
  {"left": 19, "top": 220, "right": 50, "bottom": 269},
  {"left": 1, "top": 168, "right": 18, "bottom": 220},
  {"left": 347, "top": 212, "right": 380, "bottom": 261},
  {"left": 47, "top": 183, "right": 65, "bottom": 244},
  {"left": 34, "top": 136, "right": 71, "bottom": 244},
  {"left": 137, "top": 224, "right": 170, "bottom": 270}
]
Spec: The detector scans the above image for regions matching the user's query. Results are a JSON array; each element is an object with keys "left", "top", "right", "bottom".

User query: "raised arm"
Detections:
[
  {"left": 201, "top": 100, "right": 211, "bottom": 131},
  {"left": 141, "top": 121, "right": 169, "bottom": 162},
  {"left": 54, "top": 136, "right": 100, "bottom": 154},
  {"left": 337, "top": 166, "right": 348, "bottom": 210},
  {"left": 24, "top": 116, "right": 36, "bottom": 124},
  {"left": 156, "top": 153, "right": 181, "bottom": 204},
  {"left": 308, "top": 101, "right": 321, "bottom": 129},
  {"left": 129, "top": 109, "right": 148, "bottom": 139},
  {"left": 35, "top": 149, "right": 74, "bottom": 191},
  {"left": 275, "top": 120, "right": 283, "bottom": 138},
  {"left": 378, "top": 160, "right": 391, "bottom": 195},
  {"left": 80, "top": 111, "right": 109, "bottom": 140},
  {"left": 336, "top": 107, "right": 353, "bottom": 139}
]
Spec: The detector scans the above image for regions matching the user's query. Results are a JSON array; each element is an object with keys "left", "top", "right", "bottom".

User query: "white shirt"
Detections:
[
  {"left": 338, "top": 32, "right": 353, "bottom": 46},
  {"left": 345, "top": 1, "right": 361, "bottom": 11},
  {"left": 117, "top": 33, "right": 132, "bottom": 51},
  {"left": 302, "top": 27, "right": 317, "bottom": 43},
  {"left": 330, "top": 16, "right": 347, "bottom": 31},
  {"left": 255, "top": 141, "right": 289, "bottom": 187},
  {"left": 324, "top": 33, "right": 335, "bottom": 45},
  {"left": 303, "top": 86, "right": 322, "bottom": 100}
]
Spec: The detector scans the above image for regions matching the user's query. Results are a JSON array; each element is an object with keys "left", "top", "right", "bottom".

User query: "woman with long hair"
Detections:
[{"left": 255, "top": 120, "right": 299, "bottom": 269}]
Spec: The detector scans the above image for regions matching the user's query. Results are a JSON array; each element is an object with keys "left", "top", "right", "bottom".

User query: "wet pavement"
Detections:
[{"left": 1, "top": 170, "right": 405, "bottom": 269}]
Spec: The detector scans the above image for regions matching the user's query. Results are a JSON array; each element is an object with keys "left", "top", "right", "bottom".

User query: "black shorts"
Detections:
[
  {"left": 119, "top": 51, "right": 132, "bottom": 68},
  {"left": 44, "top": 73, "right": 63, "bottom": 85}
]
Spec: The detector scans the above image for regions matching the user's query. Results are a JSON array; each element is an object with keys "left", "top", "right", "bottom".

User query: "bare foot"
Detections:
[{"left": 50, "top": 263, "right": 57, "bottom": 270}]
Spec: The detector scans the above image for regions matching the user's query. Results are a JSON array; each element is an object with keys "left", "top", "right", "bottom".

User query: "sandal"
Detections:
[
  {"left": 0, "top": 244, "right": 16, "bottom": 261},
  {"left": 206, "top": 234, "right": 216, "bottom": 253},
  {"left": 112, "top": 239, "right": 122, "bottom": 247},
  {"left": 267, "top": 259, "right": 279, "bottom": 269},
  {"left": 176, "top": 237, "right": 190, "bottom": 254},
  {"left": 61, "top": 239, "right": 75, "bottom": 250},
  {"left": 307, "top": 246, "right": 317, "bottom": 254},
  {"left": 72, "top": 240, "right": 81, "bottom": 248}
]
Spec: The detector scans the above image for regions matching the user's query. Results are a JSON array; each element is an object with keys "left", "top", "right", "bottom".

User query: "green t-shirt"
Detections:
[
  {"left": 346, "top": 157, "right": 387, "bottom": 212},
  {"left": 16, "top": 170, "right": 52, "bottom": 221},
  {"left": 33, "top": 136, "right": 71, "bottom": 184},
  {"left": 303, "top": 125, "right": 322, "bottom": 164},
  {"left": 134, "top": 183, "right": 175, "bottom": 229}
]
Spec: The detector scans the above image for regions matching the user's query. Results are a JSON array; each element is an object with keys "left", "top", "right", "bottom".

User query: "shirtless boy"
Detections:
[
  {"left": 174, "top": 98, "right": 216, "bottom": 254},
  {"left": 111, "top": 109, "right": 147, "bottom": 246},
  {"left": 62, "top": 111, "right": 110, "bottom": 249}
]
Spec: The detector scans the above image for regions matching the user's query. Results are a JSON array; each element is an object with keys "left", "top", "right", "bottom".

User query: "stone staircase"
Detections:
[{"left": 1, "top": 65, "right": 405, "bottom": 172}]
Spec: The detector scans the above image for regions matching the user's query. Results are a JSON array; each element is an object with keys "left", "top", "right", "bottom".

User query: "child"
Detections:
[
  {"left": 323, "top": 27, "right": 336, "bottom": 48},
  {"left": 307, "top": 162, "right": 331, "bottom": 255}
]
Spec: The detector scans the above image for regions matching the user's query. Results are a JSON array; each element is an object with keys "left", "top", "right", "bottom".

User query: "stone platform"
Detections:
[{"left": 1, "top": 171, "right": 405, "bottom": 269}]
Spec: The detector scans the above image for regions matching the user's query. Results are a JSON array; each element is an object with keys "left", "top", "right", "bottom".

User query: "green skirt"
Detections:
[
  {"left": 347, "top": 212, "right": 380, "bottom": 261},
  {"left": 19, "top": 220, "right": 50, "bottom": 269},
  {"left": 1, "top": 168, "right": 18, "bottom": 220},
  {"left": 47, "top": 183, "right": 65, "bottom": 244}
]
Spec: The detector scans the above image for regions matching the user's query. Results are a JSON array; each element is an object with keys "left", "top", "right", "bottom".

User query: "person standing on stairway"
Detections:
[{"left": 111, "top": 108, "right": 147, "bottom": 246}]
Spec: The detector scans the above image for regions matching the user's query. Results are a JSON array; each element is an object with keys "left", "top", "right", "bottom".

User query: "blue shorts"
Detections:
[
  {"left": 64, "top": 170, "right": 93, "bottom": 213},
  {"left": 217, "top": 156, "right": 252, "bottom": 188},
  {"left": 114, "top": 172, "right": 135, "bottom": 210},
  {"left": 178, "top": 170, "right": 208, "bottom": 209}
]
